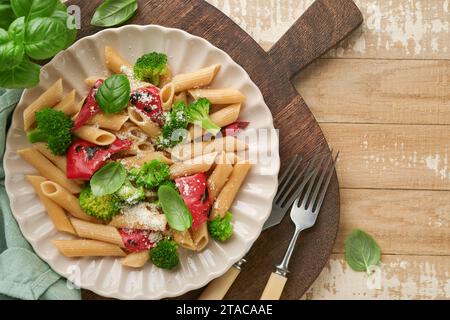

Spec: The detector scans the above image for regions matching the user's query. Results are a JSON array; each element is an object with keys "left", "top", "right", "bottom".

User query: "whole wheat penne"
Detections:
[
  {"left": 160, "top": 82, "right": 175, "bottom": 111},
  {"left": 172, "top": 64, "right": 221, "bottom": 92},
  {"left": 121, "top": 251, "right": 149, "bottom": 268},
  {"left": 191, "top": 223, "right": 209, "bottom": 251},
  {"left": 18, "top": 148, "right": 81, "bottom": 194},
  {"left": 33, "top": 143, "right": 67, "bottom": 174},
  {"left": 108, "top": 212, "right": 166, "bottom": 231},
  {"left": 85, "top": 76, "right": 106, "bottom": 87},
  {"left": 207, "top": 161, "right": 233, "bottom": 201},
  {"left": 188, "top": 104, "right": 241, "bottom": 140},
  {"left": 54, "top": 90, "right": 78, "bottom": 115},
  {"left": 170, "top": 152, "right": 218, "bottom": 179},
  {"left": 74, "top": 125, "right": 116, "bottom": 146},
  {"left": 23, "top": 79, "right": 63, "bottom": 130},
  {"left": 188, "top": 88, "right": 245, "bottom": 105},
  {"left": 173, "top": 230, "right": 196, "bottom": 251},
  {"left": 105, "top": 46, "right": 131, "bottom": 74},
  {"left": 172, "top": 137, "right": 247, "bottom": 161},
  {"left": 70, "top": 218, "right": 124, "bottom": 247},
  {"left": 53, "top": 239, "right": 126, "bottom": 257},
  {"left": 135, "top": 140, "right": 155, "bottom": 153},
  {"left": 128, "top": 107, "right": 161, "bottom": 138},
  {"left": 121, "top": 151, "right": 173, "bottom": 169},
  {"left": 40, "top": 181, "right": 97, "bottom": 223},
  {"left": 26, "top": 175, "right": 76, "bottom": 235},
  {"left": 159, "top": 65, "right": 173, "bottom": 88},
  {"left": 174, "top": 91, "right": 188, "bottom": 105},
  {"left": 88, "top": 113, "right": 129, "bottom": 131},
  {"left": 210, "top": 161, "right": 251, "bottom": 219}
]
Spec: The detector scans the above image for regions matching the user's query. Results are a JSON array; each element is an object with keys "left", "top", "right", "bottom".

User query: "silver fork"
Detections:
[
  {"left": 260, "top": 151, "right": 339, "bottom": 300},
  {"left": 198, "top": 154, "right": 319, "bottom": 300}
]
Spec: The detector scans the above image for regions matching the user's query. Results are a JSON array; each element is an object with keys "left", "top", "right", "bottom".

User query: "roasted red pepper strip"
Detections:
[
  {"left": 72, "top": 79, "right": 104, "bottom": 130},
  {"left": 175, "top": 173, "right": 211, "bottom": 230},
  {"left": 119, "top": 229, "right": 158, "bottom": 253},
  {"left": 66, "top": 138, "right": 132, "bottom": 180},
  {"left": 221, "top": 121, "right": 250, "bottom": 137},
  {"left": 130, "top": 86, "right": 164, "bottom": 126}
]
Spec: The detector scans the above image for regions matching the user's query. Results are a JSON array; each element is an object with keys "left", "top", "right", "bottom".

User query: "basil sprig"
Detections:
[
  {"left": 158, "top": 185, "right": 193, "bottom": 232},
  {"left": 90, "top": 162, "right": 127, "bottom": 197},
  {"left": 95, "top": 74, "right": 131, "bottom": 114},
  {"left": 345, "top": 229, "right": 381, "bottom": 273},
  {"left": 91, "top": 0, "right": 138, "bottom": 27},
  {"left": 0, "top": 0, "right": 78, "bottom": 88}
]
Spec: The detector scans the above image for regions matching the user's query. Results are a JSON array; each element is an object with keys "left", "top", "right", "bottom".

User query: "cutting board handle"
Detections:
[{"left": 268, "top": 0, "right": 363, "bottom": 78}]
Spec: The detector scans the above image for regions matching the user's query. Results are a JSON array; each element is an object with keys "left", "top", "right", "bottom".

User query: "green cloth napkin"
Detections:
[{"left": 0, "top": 88, "right": 81, "bottom": 300}]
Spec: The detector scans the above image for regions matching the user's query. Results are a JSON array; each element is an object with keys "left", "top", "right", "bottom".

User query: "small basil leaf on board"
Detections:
[
  {"left": 24, "top": 17, "right": 67, "bottom": 60},
  {"left": 91, "top": 0, "right": 138, "bottom": 27},
  {"left": 90, "top": 162, "right": 127, "bottom": 197},
  {"left": 158, "top": 185, "right": 193, "bottom": 232},
  {"left": 11, "top": 0, "right": 57, "bottom": 20},
  {"left": 0, "top": 4, "right": 15, "bottom": 30},
  {"left": 345, "top": 229, "right": 381, "bottom": 273},
  {"left": 95, "top": 74, "right": 131, "bottom": 114},
  {"left": 0, "top": 58, "right": 40, "bottom": 88}
]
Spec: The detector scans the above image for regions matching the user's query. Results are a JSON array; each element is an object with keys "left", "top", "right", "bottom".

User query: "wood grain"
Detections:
[
  {"left": 209, "top": 0, "right": 450, "bottom": 59},
  {"left": 66, "top": 0, "right": 363, "bottom": 300},
  {"left": 321, "top": 123, "right": 450, "bottom": 190},
  {"left": 335, "top": 188, "right": 450, "bottom": 255},
  {"left": 304, "top": 254, "right": 450, "bottom": 300},
  {"left": 296, "top": 58, "right": 450, "bottom": 124}
]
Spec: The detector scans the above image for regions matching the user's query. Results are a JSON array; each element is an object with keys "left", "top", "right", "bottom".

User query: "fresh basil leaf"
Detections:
[
  {"left": 0, "top": 28, "right": 8, "bottom": 42},
  {"left": 91, "top": 0, "right": 138, "bottom": 27},
  {"left": 51, "top": 9, "right": 77, "bottom": 49},
  {"left": 8, "top": 17, "right": 25, "bottom": 42},
  {"left": 0, "top": 40, "right": 24, "bottom": 69},
  {"left": 0, "top": 4, "right": 15, "bottom": 30},
  {"left": 24, "top": 17, "right": 67, "bottom": 60},
  {"left": 345, "top": 229, "right": 381, "bottom": 273},
  {"left": 0, "top": 58, "right": 40, "bottom": 88},
  {"left": 158, "top": 185, "right": 193, "bottom": 232},
  {"left": 95, "top": 74, "right": 131, "bottom": 114},
  {"left": 91, "top": 162, "right": 127, "bottom": 197},
  {"left": 11, "top": 0, "right": 57, "bottom": 20}
]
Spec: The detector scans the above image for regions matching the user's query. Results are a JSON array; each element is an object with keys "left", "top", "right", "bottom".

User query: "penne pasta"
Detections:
[
  {"left": 74, "top": 125, "right": 117, "bottom": 146},
  {"left": 135, "top": 140, "right": 155, "bottom": 153},
  {"left": 23, "top": 79, "right": 63, "bottom": 130},
  {"left": 53, "top": 239, "right": 126, "bottom": 257},
  {"left": 160, "top": 82, "right": 175, "bottom": 111},
  {"left": 174, "top": 91, "right": 188, "bottom": 105},
  {"left": 173, "top": 230, "right": 196, "bottom": 251},
  {"left": 40, "top": 181, "right": 97, "bottom": 223},
  {"left": 121, "top": 151, "right": 173, "bottom": 169},
  {"left": 172, "top": 64, "right": 221, "bottom": 92},
  {"left": 128, "top": 107, "right": 161, "bottom": 138},
  {"left": 207, "top": 160, "right": 233, "bottom": 201},
  {"left": 54, "top": 90, "right": 78, "bottom": 116},
  {"left": 105, "top": 46, "right": 132, "bottom": 74},
  {"left": 85, "top": 76, "right": 106, "bottom": 87},
  {"left": 159, "top": 65, "right": 173, "bottom": 88},
  {"left": 70, "top": 218, "right": 124, "bottom": 247},
  {"left": 17, "top": 148, "right": 81, "bottom": 194},
  {"left": 210, "top": 161, "right": 251, "bottom": 219},
  {"left": 88, "top": 113, "right": 129, "bottom": 131},
  {"left": 26, "top": 175, "right": 76, "bottom": 235},
  {"left": 188, "top": 88, "right": 246, "bottom": 105},
  {"left": 121, "top": 251, "right": 149, "bottom": 268},
  {"left": 188, "top": 104, "right": 241, "bottom": 140},
  {"left": 170, "top": 152, "right": 217, "bottom": 179},
  {"left": 191, "top": 223, "right": 209, "bottom": 251},
  {"left": 33, "top": 143, "right": 67, "bottom": 174}
]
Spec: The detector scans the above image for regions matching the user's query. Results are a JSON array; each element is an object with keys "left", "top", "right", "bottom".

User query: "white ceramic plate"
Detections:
[{"left": 4, "top": 25, "right": 280, "bottom": 300}]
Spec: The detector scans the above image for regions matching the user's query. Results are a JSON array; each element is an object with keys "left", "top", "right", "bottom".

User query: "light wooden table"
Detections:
[{"left": 207, "top": 0, "right": 450, "bottom": 300}]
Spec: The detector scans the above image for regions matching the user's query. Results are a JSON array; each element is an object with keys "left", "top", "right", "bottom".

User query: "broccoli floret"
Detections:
[
  {"left": 133, "top": 52, "right": 168, "bottom": 86},
  {"left": 128, "top": 160, "right": 171, "bottom": 189},
  {"left": 188, "top": 98, "right": 220, "bottom": 135},
  {"left": 115, "top": 179, "right": 145, "bottom": 205},
  {"left": 27, "top": 108, "right": 73, "bottom": 155},
  {"left": 79, "top": 186, "right": 121, "bottom": 220},
  {"left": 208, "top": 212, "right": 234, "bottom": 242},
  {"left": 149, "top": 238, "right": 179, "bottom": 269},
  {"left": 158, "top": 101, "right": 190, "bottom": 149}
]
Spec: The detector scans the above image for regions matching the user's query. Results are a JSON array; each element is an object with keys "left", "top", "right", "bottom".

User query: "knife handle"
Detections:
[
  {"left": 198, "top": 266, "right": 241, "bottom": 300},
  {"left": 260, "top": 272, "right": 288, "bottom": 300}
]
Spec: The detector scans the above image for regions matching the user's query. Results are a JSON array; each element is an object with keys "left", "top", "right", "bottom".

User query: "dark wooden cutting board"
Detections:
[{"left": 67, "top": 0, "right": 363, "bottom": 300}]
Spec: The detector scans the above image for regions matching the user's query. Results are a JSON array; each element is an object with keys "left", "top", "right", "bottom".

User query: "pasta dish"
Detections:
[{"left": 18, "top": 46, "right": 251, "bottom": 270}]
